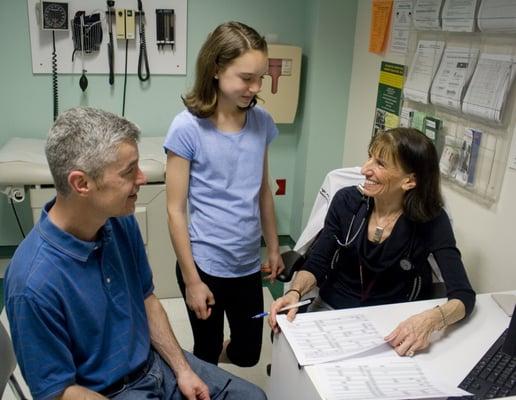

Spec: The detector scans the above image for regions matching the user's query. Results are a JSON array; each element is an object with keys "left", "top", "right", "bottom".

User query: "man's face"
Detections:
[{"left": 91, "top": 141, "right": 147, "bottom": 218}]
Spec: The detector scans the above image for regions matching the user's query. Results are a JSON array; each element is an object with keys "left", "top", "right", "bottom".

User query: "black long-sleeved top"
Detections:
[{"left": 301, "top": 186, "right": 476, "bottom": 316}]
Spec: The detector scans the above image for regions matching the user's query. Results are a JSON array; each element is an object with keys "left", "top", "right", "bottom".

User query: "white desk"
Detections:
[{"left": 267, "top": 292, "right": 516, "bottom": 400}]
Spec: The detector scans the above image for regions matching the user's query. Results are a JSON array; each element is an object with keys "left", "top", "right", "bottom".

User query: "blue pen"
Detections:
[{"left": 251, "top": 299, "right": 312, "bottom": 318}]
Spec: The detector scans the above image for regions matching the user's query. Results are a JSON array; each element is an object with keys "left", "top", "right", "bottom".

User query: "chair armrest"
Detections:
[{"left": 277, "top": 250, "right": 306, "bottom": 283}]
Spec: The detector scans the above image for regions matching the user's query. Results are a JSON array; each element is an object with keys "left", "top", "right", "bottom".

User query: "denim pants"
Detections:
[{"left": 111, "top": 350, "right": 266, "bottom": 399}]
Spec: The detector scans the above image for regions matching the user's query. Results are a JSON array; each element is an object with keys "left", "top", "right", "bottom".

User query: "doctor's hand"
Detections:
[
  {"left": 261, "top": 249, "right": 285, "bottom": 282},
  {"left": 384, "top": 308, "right": 443, "bottom": 357},
  {"left": 268, "top": 290, "right": 301, "bottom": 333},
  {"left": 185, "top": 281, "right": 215, "bottom": 320}
]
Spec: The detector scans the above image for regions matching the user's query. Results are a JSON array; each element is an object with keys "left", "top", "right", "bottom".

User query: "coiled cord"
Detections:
[
  {"left": 138, "top": 22, "right": 150, "bottom": 81},
  {"left": 52, "top": 30, "right": 58, "bottom": 121}
]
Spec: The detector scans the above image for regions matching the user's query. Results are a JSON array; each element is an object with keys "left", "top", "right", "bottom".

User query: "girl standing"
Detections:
[{"left": 164, "top": 21, "right": 284, "bottom": 366}]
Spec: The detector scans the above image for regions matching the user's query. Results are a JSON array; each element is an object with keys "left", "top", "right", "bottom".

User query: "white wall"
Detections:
[{"left": 343, "top": 1, "right": 516, "bottom": 294}]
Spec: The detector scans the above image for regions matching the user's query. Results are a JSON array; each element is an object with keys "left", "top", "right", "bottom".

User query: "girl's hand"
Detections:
[
  {"left": 185, "top": 281, "right": 215, "bottom": 320},
  {"left": 261, "top": 250, "right": 285, "bottom": 282}
]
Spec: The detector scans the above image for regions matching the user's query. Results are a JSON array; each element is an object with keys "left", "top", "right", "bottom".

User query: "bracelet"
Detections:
[
  {"left": 435, "top": 305, "right": 447, "bottom": 330},
  {"left": 285, "top": 289, "right": 302, "bottom": 301}
]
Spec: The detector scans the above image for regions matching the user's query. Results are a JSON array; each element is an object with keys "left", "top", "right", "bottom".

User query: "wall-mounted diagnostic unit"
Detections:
[
  {"left": 41, "top": 1, "right": 69, "bottom": 30},
  {"left": 260, "top": 45, "right": 302, "bottom": 124}
]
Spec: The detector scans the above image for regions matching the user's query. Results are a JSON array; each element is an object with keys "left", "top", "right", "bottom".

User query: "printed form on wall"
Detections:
[
  {"left": 442, "top": 0, "right": 479, "bottom": 32},
  {"left": 478, "top": 0, "right": 516, "bottom": 33},
  {"left": 430, "top": 46, "right": 479, "bottom": 111},
  {"left": 403, "top": 40, "right": 445, "bottom": 104},
  {"left": 389, "top": 0, "right": 413, "bottom": 55},
  {"left": 462, "top": 53, "right": 516, "bottom": 123},
  {"left": 413, "top": 0, "right": 444, "bottom": 30}
]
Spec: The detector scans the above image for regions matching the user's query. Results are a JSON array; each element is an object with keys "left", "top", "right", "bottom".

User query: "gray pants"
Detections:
[{"left": 112, "top": 350, "right": 266, "bottom": 400}]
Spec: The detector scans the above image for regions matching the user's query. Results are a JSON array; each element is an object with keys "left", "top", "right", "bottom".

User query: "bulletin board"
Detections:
[{"left": 27, "top": 0, "right": 187, "bottom": 75}]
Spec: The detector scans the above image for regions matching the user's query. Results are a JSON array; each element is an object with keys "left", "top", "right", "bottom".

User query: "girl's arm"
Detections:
[
  {"left": 166, "top": 152, "right": 214, "bottom": 320},
  {"left": 259, "top": 150, "right": 284, "bottom": 281}
]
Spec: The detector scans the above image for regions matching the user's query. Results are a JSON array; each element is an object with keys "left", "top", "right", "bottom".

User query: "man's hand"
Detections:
[
  {"left": 177, "top": 368, "right": 211, "bottom": 400},
  {"left": 261, "top": 249, "right": 285, "bottom": 282},
  {"left": 185, "top": 281, "right": 215, "bottom": 320}
]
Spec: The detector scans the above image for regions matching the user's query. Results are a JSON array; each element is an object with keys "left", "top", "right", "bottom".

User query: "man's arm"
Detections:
[
  {"left": 144, "top": 294, "right": 210, "bottom": 400},
  {"left": 57, "top": 385, "right": 107, "bottom": 400}
]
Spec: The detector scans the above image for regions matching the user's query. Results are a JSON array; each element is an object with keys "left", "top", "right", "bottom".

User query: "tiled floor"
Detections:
[{"left": 1, "top": 288, "right": 274, "bottom": 399}]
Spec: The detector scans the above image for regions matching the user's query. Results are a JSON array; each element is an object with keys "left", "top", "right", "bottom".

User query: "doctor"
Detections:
[{"left": 269, "top": 127, "right": 475, "bottom": 357}]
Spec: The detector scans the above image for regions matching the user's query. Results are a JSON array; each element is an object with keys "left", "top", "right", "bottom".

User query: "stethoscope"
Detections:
[
  {"left": 335, "top": 184, "right": 370, "bottom": 248},
  {"left": 334, "top": 184, "right": 416, "bottom": 272}
]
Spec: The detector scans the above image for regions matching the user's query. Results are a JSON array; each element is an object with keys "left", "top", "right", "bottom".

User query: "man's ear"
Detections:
[
  {"left": 68, "top": 171, "right": 92, "bottom": 196},
  {"left": 402, "top": 173, "right": 417, "bottom": 192}
]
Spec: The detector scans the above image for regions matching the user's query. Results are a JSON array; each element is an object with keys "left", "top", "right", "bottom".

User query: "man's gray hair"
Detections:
[{"left": 45, "top": 107, "right": 141, "bottom": 195}]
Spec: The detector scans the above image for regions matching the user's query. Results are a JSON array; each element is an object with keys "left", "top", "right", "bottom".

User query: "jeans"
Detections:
[{"left": 111, "top": 350, "right": 267, "bottom": 399}]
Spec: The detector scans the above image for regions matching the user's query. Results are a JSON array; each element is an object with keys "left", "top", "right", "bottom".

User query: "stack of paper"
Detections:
[
  {"left": 430, "top": 47, "right": 479, "bottom": 111},
  {"left": 404, "top": 40, "right": 445, "bottom": 104},
  {"left": 442, "top": 0, "right": 479, "bottom": 32},
  {"left": 277, "top": 313, "right": 470, "bottom": 400},
  {"left": 462, "top": 53, "right": 516, "bottom": 123},
  {"left": 478, "top": 0, "right": 516, "bottom": 33},
  {"left": 413, "top": 0, "right": 444, "bottom": 30}
]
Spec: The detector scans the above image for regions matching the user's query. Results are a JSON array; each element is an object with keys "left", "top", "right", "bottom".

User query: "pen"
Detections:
[{"left": 251, "top": 299, "right": 312, "bottom": 319}]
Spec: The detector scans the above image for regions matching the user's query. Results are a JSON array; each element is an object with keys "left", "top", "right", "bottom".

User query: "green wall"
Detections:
[{"left": 0, "top": 0, "right": 357, "bottom": 245}]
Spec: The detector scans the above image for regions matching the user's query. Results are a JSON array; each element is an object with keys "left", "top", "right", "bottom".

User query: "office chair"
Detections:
[{"left": 0, "top": 321, "right": 28, "bottom": 400}]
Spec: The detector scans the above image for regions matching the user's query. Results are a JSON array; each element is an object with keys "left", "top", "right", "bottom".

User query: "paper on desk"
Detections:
[
  {"left": 403, "top": 40, "right": 445, "bottom": 104},
  {"left": 310, "top": 357, "right": 470, "bottom": 400},
  {"left": 277, "top": 313, "right": 388, "bottom": 366},
  {"left": 462, "top": 53, "right": 516, "bottom": 123},
  {"left": 430, "top": 46, "right": 479, "bottom": 111}
]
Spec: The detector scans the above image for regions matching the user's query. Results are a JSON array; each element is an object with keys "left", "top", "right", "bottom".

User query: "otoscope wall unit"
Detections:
[{"left": 27, "top": 0, "right": 187, "bottom": 75}]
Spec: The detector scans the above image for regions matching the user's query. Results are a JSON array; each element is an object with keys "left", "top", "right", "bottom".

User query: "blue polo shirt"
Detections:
[{"left": 4, "top": 200, "right": 154, "bottom": 400}]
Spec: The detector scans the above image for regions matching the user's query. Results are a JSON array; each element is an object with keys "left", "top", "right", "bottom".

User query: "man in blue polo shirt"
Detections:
[{"left": 4, "top": 107, "right": 267, "bottom": 400}]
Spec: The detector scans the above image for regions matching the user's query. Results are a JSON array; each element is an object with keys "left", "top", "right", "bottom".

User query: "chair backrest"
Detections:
[
  {"left": 0, "top": 321, "right": 17, "bottom": 396},
  {"left": 294, "top": 167, "right": 364, "bottom": 255}
]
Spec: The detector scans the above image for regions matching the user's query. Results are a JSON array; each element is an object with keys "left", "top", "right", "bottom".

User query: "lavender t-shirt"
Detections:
[{"left": 163, "top": 106, "right": 278, "bottom": 277}]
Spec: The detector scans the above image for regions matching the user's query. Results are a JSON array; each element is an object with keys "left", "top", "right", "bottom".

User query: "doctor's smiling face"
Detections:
[{"left": 360, "top": 134, "right": 416, "bottom": 200}]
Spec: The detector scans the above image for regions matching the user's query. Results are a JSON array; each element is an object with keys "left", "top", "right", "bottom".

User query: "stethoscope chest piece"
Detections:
[{"left": 400, "top": 259, "right": 413, "bottom": 271}]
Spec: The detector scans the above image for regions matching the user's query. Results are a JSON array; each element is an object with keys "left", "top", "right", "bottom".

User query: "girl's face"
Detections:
[{"left": 215, "top": 49, "right": 268, "bottom": 109}]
